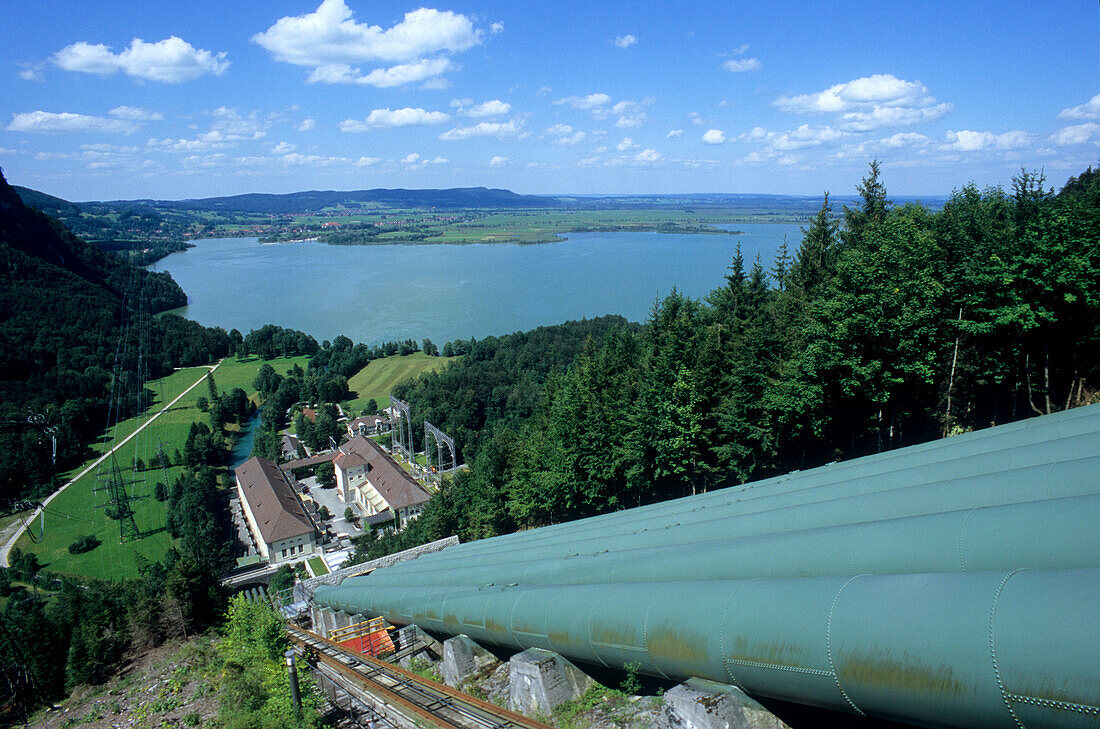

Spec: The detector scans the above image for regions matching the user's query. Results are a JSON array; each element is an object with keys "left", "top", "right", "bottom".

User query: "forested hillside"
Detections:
[
  {"left": 0, "top": 169, "right": 232, "bottom": 501},
  {"left": 392, "top": 316, "right": 638, "bottom": 463},
  {"left": 360, "top": 164, "right": 1099, "bottom": 556}
]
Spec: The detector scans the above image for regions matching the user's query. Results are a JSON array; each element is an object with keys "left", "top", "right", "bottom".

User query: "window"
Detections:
[{"left": 281, "top": 548, "right": 287, "bottom": 558}]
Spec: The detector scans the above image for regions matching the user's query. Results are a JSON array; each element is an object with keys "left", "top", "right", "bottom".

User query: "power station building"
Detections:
[
  {"left": 234, "top": 456, "right": 318, "bottom": 564},
  {"left": 333, "top": 435, "right": 430, "bottom": 528}
]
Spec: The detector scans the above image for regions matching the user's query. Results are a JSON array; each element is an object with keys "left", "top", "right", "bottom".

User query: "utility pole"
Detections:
[{"left": 285, "top": 649, "right": 302, "bottom": 718}]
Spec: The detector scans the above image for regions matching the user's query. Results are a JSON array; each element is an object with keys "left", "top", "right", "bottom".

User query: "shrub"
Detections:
[{"left": 68, "top": 534, "right": 102, "bottom": 554}]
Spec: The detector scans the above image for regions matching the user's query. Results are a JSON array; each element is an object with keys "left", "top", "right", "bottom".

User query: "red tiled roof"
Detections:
[
  {"left": 334, "top": 436, "right": 430, "bottom": 510},
  {"left": 235, "top": 456, "right": 316, "bottom": 544}
]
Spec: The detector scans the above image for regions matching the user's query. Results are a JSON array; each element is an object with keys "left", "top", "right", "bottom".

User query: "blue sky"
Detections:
[{"left": 1, "top": 0, "right": 1096, "bottom": 200}]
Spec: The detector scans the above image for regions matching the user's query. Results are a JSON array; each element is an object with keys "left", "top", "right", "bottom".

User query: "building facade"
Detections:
[
  {"left": 235, "top": 456, "right": 318, "bottom": 564},
  {"left": 333, "top": 436, "right": 430, "bottom": 528}
]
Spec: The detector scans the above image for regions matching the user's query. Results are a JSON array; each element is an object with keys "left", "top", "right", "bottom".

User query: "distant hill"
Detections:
[
  {"left": 17, "top": 183, "right": 949, "bottom": 218},
  {"left": 131, "top": 186, "right": 559, "bottom": 214}
]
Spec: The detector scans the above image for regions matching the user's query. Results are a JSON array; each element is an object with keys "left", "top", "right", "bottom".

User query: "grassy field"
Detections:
[
  {"left": 18, "top": 355, "right": 310, "bottom": 581},
  {"left": 344, "top": 352, "right": 455, "bottom": 414}
]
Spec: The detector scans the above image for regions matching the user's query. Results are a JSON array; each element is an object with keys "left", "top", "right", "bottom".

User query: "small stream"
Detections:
[{"left": 229, "top": 407, "right": 263, "bottom": 469}]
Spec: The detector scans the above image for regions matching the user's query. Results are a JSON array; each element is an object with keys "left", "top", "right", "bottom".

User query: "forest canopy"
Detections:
[{"left": 357, "top": 164, "right": 1099, "bottom": 557}]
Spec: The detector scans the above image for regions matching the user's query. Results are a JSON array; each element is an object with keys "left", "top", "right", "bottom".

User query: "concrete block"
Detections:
[
  {"left": 659, "top": 679, "right": 789, "bottom": 729},
  {"left": 508, "top": 648, "right": 593, "bottom": 715},
  {"left": 317, "top": 607, "right": 337, "bottom": 637},
  {"left": 334, "top": 610, "right": 352, "bottom": 630},
  {"left": 442, "top": 635, "right": 500, "bottom": 687}
]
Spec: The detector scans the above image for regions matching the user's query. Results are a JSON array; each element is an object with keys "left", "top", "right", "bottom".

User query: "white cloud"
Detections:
[
  {"left": 272, "top": 141, "right": 296, "bottom": 153},
  {"left": 1058, "top": 94, "right": 1100, "bottom": 121},
  {"left": 491, "top": 22, "right": 504, "bottom": 34},
  {"left": 614, "top": 35, "right": 638, "bottom": 49},
  {"left": 282, "top": 152, "right": 349, "bottom": 166},
  {"left": 53, "top": 36, "right": 228, "bottom": 83},
  {"left": 943, "top": 129, "right": 1029, "bottom": 152},
  {"left": 401, "top": 153, "right": 421, "bottom": 164},
  {"left": 554, "top": 132, "right": 586, "bottom": 145},
  {"left": 617, "top": 137, "right": 638, "bottom": 151},
  {"left": 840, "top": 105, "right": 951, "bottom": 132},
  {"left": 208, "top": 107, "right": 269, "bottom": 140},
  {"left": 19, "top": 63, "right": 45, "bottom": 81},
  {"left": 357, "top": 156, "right": 382, "bottom": 166},
  {"left": 108, "top": 105, "right": 163, "bottom": 121},
  {"left": 546, "top": 124, "right": 586, "bottom": 145},
  {"left": 489, "top": 156, "right": 507, "bottom": 166},
  {"left": 297, "top": 118, "right": 317, "bottom": 132},
  {"left": 702, "top": 129, "right": 726, "bottom": 144},
  {"left": 634, "top": 148, "right": 660, "bottom": 163},
  {"left": 439, "top": 120, "right": 520, "bottom": 140},
  {"left": 723, "top": 58, "right": 760, "bottom": 72},
  {"left": 465, "top": 99, "right": 511, "bottom": 117},
  {"left": 875, "top": 132, "right": 933, "bottom": 149},
  {"left": 307, "top": 57, "right": 454, "bottom": 87},
  {"left": 450, "top": 98, "right": 473, "bottom": 108},
  {"left": 420, "top": 77, "right": 452, "bottom": 90},
  {"left": 688, "top": 112, "right": 706, "bottom": 126},
  {"left": 341, "top": 107, "right": 450, "bottom": 131},
  {"left": 775, "top": 74, "right": 952, "bottom": 131},
  {"left": 253, "top": 1, "right": 480, "bottom": 87},
  {"left": 768, "top": 124, "right": 844, "bottom": 150},
  {"left": 147, "top": 137, "right": 227, "bottom": 152},
  {"left": 7, "top": 110, "right": 137, "bottom": 134},
  {"left": 610, "top": 99, "right": 648, "bottom": 128},
  {"left": 1050, "top": 122, "right": 1100, "bottom": 146},
  {"left": 731, "top": 44, "right": 750, "bottom": 55},
  {"left": 554, "top": 93, "right": 612, "bottom": 110},
  {"left": 667, "top": 129, "right": 684, "bottom": 138},
  {"left": 144, "top": 108, "right": 268, "bottom": 152}
]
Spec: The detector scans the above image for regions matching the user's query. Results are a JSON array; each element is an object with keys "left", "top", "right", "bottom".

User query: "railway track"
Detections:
[{"left": 286, "top": 624, "right": 555, "bottom": 729}]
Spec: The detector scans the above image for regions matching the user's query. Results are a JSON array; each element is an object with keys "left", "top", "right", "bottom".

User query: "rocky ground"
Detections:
[
  {"left": 29, "top": 639, "right": 221, "bottom": 729},
  {"left": 408, "top": 653, "right": 665, "bottom": 729},
  {"left": 26, "top": 633, "right": 663, "bottom": 729}
]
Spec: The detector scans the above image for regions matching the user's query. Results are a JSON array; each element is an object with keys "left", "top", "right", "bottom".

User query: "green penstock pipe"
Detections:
[
  {"left": 313, "top": 569, "right": 1100, "bottom": 729},
  {"left": 393, "top": 405, "right": 1100, "bottom": 566},
  {"left": 352, "top": 494, "right": 1100, "bottom": 588},
  {"left": 359, "top": 453, "right": 1100, "bottom": 584},
  {"left": 384, "top": 408, "right": 1100, "bottom": 574}
]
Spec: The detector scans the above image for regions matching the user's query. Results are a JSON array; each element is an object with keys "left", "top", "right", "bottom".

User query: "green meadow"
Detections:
[
  {"left": 18, "top": 355, "right": 309, "bottom": 580},
  {"left": 344, "top": 352, "right": 455, "bottom": 414}
]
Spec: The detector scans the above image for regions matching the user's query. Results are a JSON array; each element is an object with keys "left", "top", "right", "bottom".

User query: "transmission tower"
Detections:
[
  {"left": 389, "top": 396, "right": 413, "bottom": 462},
  {"left": 94, "top": 456, "right": 140, "bottom": 543},
  {"left": 423, "top": 421, "right": 456, "bottom": 488}
]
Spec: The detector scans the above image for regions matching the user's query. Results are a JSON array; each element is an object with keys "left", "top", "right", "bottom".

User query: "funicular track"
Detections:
[{"left": 286, "top": 624, "right": 554, "bottom": 729}]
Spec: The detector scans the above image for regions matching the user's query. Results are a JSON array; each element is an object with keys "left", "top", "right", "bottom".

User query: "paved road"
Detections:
[{"left": 0, "top": 361, "right": 222, "bottom": 567}]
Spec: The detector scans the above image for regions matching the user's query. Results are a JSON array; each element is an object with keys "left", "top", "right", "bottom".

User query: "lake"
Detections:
[{"left": 154, "top": 224, "right": 802, "bottom": 346}]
